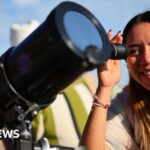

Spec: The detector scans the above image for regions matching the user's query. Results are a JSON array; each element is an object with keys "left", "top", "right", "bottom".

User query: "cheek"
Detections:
[{"left": 126, "top": 57, "right": 137, "bottom": 69}]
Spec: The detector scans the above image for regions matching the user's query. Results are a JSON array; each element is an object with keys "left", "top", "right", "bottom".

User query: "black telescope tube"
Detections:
[
  {"left": 0, "top": 2, "right": 100, "bottom": 110},
  {"left": 0, "top": 23, "right": 88, "bottom": 109},
  {"left": 0, "top": 1, "right": 129, "bottom": 112}
]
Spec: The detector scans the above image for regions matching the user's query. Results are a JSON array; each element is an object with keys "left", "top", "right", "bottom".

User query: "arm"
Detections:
[
  {"left": 0, "top": 139, "right": 12, "bottom": 150},
  {"left": 0, "top": 140, "right": 6, "bottom": 150},
  {"left": 79, "top": 31, "right": 123, "bottom": 150},
  {"left": 79, "top": 87, "right": 113, "bottom": 150}
]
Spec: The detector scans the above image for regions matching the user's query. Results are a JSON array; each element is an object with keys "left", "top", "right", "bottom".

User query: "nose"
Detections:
[{"left": 140, "top": 45, "right": 150, "bottom": 66}]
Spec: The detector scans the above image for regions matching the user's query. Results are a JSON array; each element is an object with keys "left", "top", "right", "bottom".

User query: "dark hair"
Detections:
[
  {"left": 123, "top": 10, "right": 150, "bottom": 43},
  {"left": 125, "top": 11, "right": 150, "bottom": 150}
]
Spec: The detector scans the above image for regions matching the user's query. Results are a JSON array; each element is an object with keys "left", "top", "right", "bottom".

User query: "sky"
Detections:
[{"left": 0, "top": 0, "right": 150, "bottom": 86}]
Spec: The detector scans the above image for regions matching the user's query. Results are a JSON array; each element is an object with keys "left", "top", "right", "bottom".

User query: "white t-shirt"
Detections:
[{"left": 105, "top": 87, "right": 139, "bottom": 150}]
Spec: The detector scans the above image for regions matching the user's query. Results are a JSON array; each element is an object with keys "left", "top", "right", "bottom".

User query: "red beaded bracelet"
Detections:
[{"left": 92, "top": 94, "right": 110, "bottom": 109}]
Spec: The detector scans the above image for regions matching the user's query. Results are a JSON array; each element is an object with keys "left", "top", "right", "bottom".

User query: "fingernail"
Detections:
[
  {"left": 108, "top": 29, "right": 112, "bottom": 32},
  {"left": 117, "top": 30, "right": 121, "bottom": 34}
]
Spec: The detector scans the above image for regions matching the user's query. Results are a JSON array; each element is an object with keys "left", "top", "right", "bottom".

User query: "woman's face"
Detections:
[{"left": 126, "top": 22, "right": 150, "bottom": 91}]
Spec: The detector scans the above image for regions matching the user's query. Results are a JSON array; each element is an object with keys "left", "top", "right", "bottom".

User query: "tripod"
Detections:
[
  {"left": 1, "top": 103, "right": 50, "bottom": 150},
  {"left": 7, "top": 104, "right": 79, "bottom": 150}
]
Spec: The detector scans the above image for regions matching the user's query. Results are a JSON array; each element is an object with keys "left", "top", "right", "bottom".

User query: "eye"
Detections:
[{"left": 128, "top": 46, "right": 142, "bottom": 56}]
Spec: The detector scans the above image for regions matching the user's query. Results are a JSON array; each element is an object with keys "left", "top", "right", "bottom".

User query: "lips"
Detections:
[{"left": 143, "top": 71, "right": 150, "bottom": 79}]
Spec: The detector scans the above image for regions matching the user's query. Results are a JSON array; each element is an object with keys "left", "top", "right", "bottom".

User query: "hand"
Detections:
[{"left": 97, "top": 30, "right": 123, "bottom": 90}]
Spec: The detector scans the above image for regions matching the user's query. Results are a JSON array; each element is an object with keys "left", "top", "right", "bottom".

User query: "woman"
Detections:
[{"left": 79, "top": 11, "right": 150, "bottom": 150}]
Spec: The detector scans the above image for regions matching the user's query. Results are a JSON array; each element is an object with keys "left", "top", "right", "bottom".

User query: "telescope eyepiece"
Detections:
[{"left": 111, "top": 43, "right": 129, "bottom": 59}]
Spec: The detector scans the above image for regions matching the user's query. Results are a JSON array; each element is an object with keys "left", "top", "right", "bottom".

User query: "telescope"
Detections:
[{"left": 0, "top": 1, "right": 129, "bottom": 150}]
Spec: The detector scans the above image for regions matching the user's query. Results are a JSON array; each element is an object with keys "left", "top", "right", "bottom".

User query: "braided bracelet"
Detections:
[{"left": 92, "top": 94, "right": 110, "bottom": 109}]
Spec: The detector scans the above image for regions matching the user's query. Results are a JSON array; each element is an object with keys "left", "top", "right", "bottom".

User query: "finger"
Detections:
[
  {"left": 107, "top": 29, "right": 112, "bottom": 40},
  {"left": 116, "top": 32, "right": 123, "bottom": 43},
  {"left": 106, "top": 60, "right": 121, "bottom": 70},
  {"left": 113, "top": 60, "right": 121, "bottom": 66},
  {"left": 111, "top": 31, "right": 123, "bottom": 43},
  {"left": 101, "top": 60, "right": 115, "bottom": 70}
]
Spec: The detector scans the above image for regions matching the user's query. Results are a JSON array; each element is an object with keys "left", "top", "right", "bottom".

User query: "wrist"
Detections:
[
  {"left": 92, "top": 94, "right": 111, "bottom": 109},
  {"left": 96, "top": 86, "right": 113, "bottom": 98},
  {"left": 93, "top": 87, "right": 112, "bottom": 107}
]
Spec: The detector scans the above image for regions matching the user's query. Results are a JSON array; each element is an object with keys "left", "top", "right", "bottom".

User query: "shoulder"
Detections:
[{"left": 105, "top": 86, "right": 138, "bottom": 150}]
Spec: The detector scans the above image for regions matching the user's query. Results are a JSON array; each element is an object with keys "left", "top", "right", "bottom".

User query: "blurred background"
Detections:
[{"left": 0, "top": 0, "right": 150, "bottom": 86}]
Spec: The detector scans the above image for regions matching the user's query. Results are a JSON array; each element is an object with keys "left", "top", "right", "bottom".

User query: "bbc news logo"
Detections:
[{"left": 0, "top": 129, "right": 20, "bottom": 138}]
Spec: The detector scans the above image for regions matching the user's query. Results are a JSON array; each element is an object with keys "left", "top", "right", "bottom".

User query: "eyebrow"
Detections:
[{"left": 128, "top": 44, "right": 141, "bottom": 48}]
